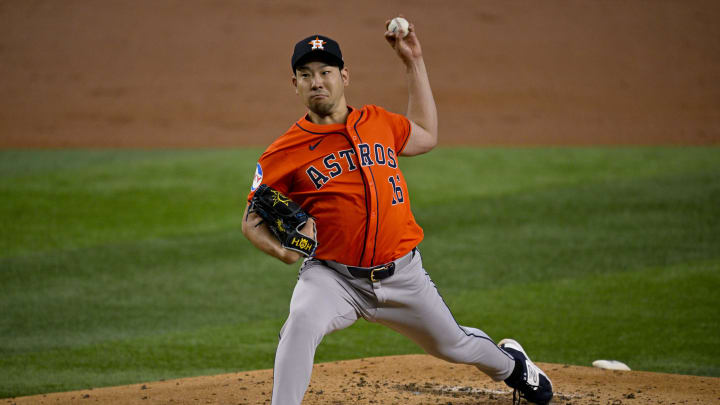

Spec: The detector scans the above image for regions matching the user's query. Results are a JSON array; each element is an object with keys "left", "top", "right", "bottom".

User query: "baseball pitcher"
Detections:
[{"left": 241, "top": 18, "right": 553, "bottom": 405}]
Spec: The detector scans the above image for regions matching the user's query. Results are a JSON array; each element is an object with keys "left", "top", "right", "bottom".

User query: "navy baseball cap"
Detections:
[{"left": 291, "top": 34, "right": 344, "bottom": 72}]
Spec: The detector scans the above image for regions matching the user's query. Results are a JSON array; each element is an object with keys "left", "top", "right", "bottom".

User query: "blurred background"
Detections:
[{"left": 1, "top": 0, "right": 719, "bottom": 148}]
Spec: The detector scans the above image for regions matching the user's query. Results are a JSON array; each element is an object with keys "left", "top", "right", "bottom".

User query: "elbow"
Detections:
[
  {"left": 404, "top": 120, "right": 438, "bottom": 156},
  {"left": 426, "top": 132, "right": 438, "bottom": 150},
  {"left": 417, "top": 132, "right": 438, "bottom": 154}
]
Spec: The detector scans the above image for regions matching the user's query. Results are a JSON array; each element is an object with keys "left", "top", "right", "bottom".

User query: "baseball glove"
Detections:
[{"left": 249, "top": 184, "right": 317, "bottom": 257}]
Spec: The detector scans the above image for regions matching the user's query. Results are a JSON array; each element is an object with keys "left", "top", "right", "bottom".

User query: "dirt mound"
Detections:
[{"left": 9, "top": 354, "right": 719, "bottom": 404}]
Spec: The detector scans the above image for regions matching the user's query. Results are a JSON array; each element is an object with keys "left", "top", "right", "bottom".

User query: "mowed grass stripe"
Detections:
[
  {"left": 0, "top": 319, "right": 284, "bottom": 398},
  {"left": 0, "top": 149, "right": 262, "bottom": 257},
  {"left": 1, "top": 147, "right": 718, "bottom": 397},
  {"left": 1, "top": 230, "right": 296, "bottom": 354},
  {"left": 3, "top": 261, "right": 716, "bottom": 396},
  {"left": 420, "top": 168, "right": 720, "bottom": 289},
  {"left": 445, "top": 260, "right": 720, "bottom": 377}
]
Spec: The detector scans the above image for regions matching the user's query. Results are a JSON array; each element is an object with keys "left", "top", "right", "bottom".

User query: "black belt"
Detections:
[
  {"left": 346, "top": 262, "right": 396, "bottom": 282},
  {"left": 322, "top": 248, "right": 416, "bottom": 282}
]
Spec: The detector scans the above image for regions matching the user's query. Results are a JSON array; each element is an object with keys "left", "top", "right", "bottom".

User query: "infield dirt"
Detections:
[{"left": 9, "top": 355, "right": 720, "bottom": 404}]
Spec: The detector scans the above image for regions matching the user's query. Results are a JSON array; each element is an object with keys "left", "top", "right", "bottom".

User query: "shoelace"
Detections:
[{"left": 512, "top": 388, "right": 529, "bottom": 405}]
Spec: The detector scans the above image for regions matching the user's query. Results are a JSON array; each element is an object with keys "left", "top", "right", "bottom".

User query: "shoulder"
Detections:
[
  {"left": 357, "top": 105, "right": 410, "bottom": 131},
  {"left": 360, "top": 104, "right": 391, "bottom": 116},
  {"left": 358, "top": 105, "right": 407, "bottom": 122},
  {"left": 268, "top": 123, "right": 298, "bottom": 146}
]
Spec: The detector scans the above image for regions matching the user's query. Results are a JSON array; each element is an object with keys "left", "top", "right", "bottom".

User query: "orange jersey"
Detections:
[{"left": 248, "top": 105, "right": 424, "bottom": 267}]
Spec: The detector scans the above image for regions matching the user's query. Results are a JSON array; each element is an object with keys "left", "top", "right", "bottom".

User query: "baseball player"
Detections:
[{"left": 242, "top": 19, "right": 553, "bottom": 405}]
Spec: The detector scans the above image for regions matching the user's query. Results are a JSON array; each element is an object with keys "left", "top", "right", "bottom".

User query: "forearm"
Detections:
[
  {"left": 242, "top": 205, "right": 300, "bottom": 264},
  {"left": 406, "top": 57, "right": 438, "bottom": 138}
]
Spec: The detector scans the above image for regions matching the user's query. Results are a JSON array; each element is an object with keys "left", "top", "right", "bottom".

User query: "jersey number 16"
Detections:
[{"left": 388, "top": 174, "right": 405, "bottom": 205}]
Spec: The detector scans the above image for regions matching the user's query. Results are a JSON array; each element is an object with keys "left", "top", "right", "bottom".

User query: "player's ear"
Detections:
[
  {"left": 341, "top": 67, "right": 349, "bottom": 87},
  {"left": 291, "top": 73, "right": 298, "bottom": 94}
]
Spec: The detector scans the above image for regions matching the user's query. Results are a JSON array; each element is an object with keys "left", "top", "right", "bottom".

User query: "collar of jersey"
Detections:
[{"left": 296, "top": 106, "right": 358, "bottom": 134}]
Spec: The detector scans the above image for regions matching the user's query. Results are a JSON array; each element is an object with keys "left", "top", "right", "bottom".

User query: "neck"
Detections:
[{"left": 307, "top": 99, "right": 349, "bottom": 125}]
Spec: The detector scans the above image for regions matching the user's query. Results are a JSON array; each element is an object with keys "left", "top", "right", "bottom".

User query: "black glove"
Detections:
[{"left": 249, "top": 184, "right": 317, "bottom": 257}]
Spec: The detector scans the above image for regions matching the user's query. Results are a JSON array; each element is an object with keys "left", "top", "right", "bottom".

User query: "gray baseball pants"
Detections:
[{"left": 271, "top": 249, "right": 515, "bottom": 405}]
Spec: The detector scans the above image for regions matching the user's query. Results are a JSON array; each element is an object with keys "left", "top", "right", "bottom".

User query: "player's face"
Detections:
[{"left": 293, "top": 61, "right": 349, "bottom": 117}]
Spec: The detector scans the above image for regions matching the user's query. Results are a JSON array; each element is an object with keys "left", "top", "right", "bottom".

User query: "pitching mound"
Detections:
[{"left": 8, "top": 355, "right": 719, "bottom": 404}]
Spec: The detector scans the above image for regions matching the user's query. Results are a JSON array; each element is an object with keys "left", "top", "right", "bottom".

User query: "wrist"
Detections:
[{"left": 404, "top": 57, "right": 426, "bottom": 74}]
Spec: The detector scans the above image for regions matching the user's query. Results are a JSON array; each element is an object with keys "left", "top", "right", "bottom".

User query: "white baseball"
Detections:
[{"left": 388, "top": 17, "right": 409, "bottom": 38}]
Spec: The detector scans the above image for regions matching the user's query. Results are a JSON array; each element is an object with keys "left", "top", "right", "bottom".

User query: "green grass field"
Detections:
[{"left": 1, "top": 147, "right": 719, "bottom": 398}]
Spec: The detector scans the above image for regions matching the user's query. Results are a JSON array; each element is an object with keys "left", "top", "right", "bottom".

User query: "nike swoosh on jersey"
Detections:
[{"left": 309, "top": 139, "right": 324, "bottom": 150}]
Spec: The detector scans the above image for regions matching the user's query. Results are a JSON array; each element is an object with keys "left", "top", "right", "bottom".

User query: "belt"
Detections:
[
  {"left": 323, "top": 248, "right": 416, "bottom": 282},
  {"left": 347, "top": 262, "right": 395, "bottom": 282}
]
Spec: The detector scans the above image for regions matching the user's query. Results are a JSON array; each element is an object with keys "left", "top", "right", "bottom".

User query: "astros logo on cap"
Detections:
[{"left": 308, "top": 36, "right": 326, "bottom": 50}]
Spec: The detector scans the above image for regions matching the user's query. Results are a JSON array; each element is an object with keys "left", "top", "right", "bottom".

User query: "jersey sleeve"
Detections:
[
  {"left": 374, "top": 105, "right": 412, "bottom": 154},
  {"left": 246, "top": 148, "right": 293, "bottom": 203}
]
